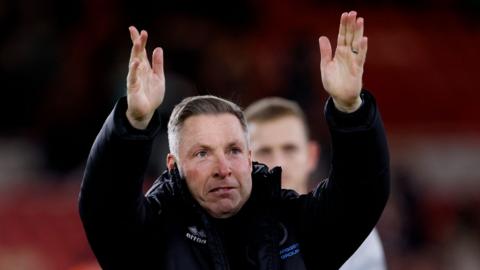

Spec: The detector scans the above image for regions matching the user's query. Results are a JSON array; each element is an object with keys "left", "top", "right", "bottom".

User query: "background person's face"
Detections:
[
  {"left": 169, "top": 114, "right": 252, "bottom": 219},
  {"left": 250, "top": 116, "right": 317, "bottom": 194}
]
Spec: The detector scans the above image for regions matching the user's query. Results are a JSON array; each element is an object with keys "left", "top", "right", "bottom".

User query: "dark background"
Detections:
[{"left": 1, "top": 0, "right": 479, "bottom": 269}]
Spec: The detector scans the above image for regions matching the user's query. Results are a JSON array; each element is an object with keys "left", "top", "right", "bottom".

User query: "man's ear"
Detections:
[
  {"left": 307, "top": 141, "right": 319, "bottom": 173},
  {"left": 248, "top": 149, "right": 253, "bottom": 170},
  {"left": 166, "top": 153, "right": 176, "bottom": 171}
]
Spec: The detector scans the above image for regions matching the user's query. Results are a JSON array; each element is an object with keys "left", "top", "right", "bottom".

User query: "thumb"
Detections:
[
  {"left": 127, "top": 58, "right": 140, "bottom": 91},
  {"left": 152, "top": 47, "right": 164, "bottom": 75},
  {"left": 318, "top": 36, "right": 332, "bottom": 69}
]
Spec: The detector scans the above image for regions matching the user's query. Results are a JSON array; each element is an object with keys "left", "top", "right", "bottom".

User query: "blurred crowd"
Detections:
[{"left": 1, "top": 0, "right": 479, "bottom": 269}]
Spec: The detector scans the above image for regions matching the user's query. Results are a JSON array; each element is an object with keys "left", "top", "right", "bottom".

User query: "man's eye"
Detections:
[
  {"left": 230, "top": 148, "right": 242, "bottom": 155},
  {"left": 256, "top": 148, "right": 271, "bottom": 157},
  {"left": 195, "top": 151, "right": 208, "bottom": 158},
  {"left": 284, "top": 145, "right": 298, "bottom": 154}
]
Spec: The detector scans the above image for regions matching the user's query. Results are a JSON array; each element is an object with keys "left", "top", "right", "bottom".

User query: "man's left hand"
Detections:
[{"left": 319, "top": 11, "right": 367, "bottom": 113}]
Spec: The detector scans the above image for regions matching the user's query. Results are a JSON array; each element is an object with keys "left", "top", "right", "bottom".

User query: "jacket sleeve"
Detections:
[
  {"left": 285, "top": 90, "right": 390, "bottom": 269},
  {"left": 78, "top": 97, "right": 161, "bottom": 269}
]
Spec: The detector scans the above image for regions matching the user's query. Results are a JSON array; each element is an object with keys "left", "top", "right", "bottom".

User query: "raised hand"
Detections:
[
  {"left": 319, "top": 11, "right": 367, "bottom": 113},
  {"left": 126, "top": 26, "right": 165, "bottom": 129}
]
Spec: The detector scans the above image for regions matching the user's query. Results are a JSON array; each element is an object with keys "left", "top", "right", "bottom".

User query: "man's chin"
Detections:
[
  {"left": 211, "top": 211, "right": 236, "bottom": 219},
  {"left": 206, "top": 200, "right": 241, "bottom": 219}
]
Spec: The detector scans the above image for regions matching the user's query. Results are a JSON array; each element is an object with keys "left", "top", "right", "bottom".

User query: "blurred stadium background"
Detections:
[{"left": 1, "top": 0, "right": 479, "bottom": 269}]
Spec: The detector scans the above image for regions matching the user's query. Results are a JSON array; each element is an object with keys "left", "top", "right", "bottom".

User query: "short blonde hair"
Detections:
[{"left": 244, "top": 97, "right": 310, "bottom": 138}]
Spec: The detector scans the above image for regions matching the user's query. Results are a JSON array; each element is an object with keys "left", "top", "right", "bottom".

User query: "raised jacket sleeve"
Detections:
[
  {"left": 78, "top": 97, "right": 160, "bottom": 269},
  {"left": 286, "top": 90, "right": 390, "bottom": 269}
]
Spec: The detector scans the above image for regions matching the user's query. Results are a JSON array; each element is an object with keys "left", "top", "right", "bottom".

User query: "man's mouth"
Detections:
[{"left": 209, "top": 187, "right": 235, "bottom": 194}]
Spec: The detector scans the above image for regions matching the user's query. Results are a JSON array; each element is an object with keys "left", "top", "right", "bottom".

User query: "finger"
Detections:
[
  {"left": 139, "top": 30, "right": 148, "bottom": 52},
  {"left": 337, "top": 12, "right": 348, "bottom": 47},
  {"left": 352, "top": 17, "right": 364, "bottom": 53},
  {"left": 130, "top": 30, "right": 148, "bottom": 62},
  {"left": 129, "top": 37, "right": 141, "bottom": 62},
  {"left": 345, "top": 11, "right": 357, "bottom": 47},
  {"left": 357, "top": 37, "right": 368, "bottom": 66},
  {"left": 127, "top": 58, "right": 140, "bottom": 90},
  {"left": 152, "top": 47, "right": 164, "bottom": 75},
  {"left": 129, "top": 26, "right": 140, "bottom": 44},
  {"left": 319, "top": 36, "right": 332, "bottom": 69}
]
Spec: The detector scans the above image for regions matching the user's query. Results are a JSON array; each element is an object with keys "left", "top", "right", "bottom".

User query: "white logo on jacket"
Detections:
[{"left": 186, "top": 226, "right": 207, "bottom": 244}]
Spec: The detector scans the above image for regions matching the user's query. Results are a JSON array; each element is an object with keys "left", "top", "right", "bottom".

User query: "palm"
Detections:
[
  {"left": 127, "top": 58, "right": 165, "bottom": 118},
  {"left": 322, "top": 45, "right": 363, "bottom": 101},
  {"left": 126, "top": 27, "right": 165, "bottom": 128},
  {"left": 319, "top": 11, "right": 368, "bottom": 111}
]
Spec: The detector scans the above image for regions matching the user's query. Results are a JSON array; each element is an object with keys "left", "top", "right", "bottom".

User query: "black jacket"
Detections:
[{"left": 79, "top": 91, "right": 390, "bottom": 270}]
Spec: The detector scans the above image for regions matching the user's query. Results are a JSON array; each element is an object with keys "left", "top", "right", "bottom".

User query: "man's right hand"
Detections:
[{"left": 126, "top": 26, "right": 165, "bottom": 130}]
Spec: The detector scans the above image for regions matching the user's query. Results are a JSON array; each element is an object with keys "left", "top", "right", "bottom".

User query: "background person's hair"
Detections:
[
  {"left": 244, "top": 97, "right": 310, "bottom": 139},
  {"left": 167, "top": 95, "right": 248, "bottom": 158}
]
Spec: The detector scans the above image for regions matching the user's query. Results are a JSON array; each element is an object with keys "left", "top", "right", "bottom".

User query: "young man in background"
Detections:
[{"left": 246, "top": 97, "right": 386, "bottom": 270}]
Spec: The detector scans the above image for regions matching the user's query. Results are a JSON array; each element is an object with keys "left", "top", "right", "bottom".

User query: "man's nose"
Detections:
[
  {"left": 271, "top": 153, "right": 286, "bottom": 169},
  {"left": 213, "top": 154, "right": 232, "bottom": 178}
]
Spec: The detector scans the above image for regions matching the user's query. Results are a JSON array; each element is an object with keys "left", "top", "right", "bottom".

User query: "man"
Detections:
[
  {"left": 79, "top": 11, "right": 390, "bottom": 270},
  {"left": 245, "top": 97, "right": 386, "bottom": 270}
]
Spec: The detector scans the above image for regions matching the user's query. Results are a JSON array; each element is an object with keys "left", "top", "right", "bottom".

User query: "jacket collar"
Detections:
[{"left": 146, "top": 162, "right": 282, "bottom": 213}]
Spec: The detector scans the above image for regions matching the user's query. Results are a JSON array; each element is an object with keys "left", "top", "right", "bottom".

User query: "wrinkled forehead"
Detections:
[{"left": 178, "top": 113, "right": 249, "bottom": 150}]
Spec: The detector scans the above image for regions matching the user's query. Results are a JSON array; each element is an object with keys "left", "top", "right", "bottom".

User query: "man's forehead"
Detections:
[
  {"left": 182, "top": 113, "right": 243, "bottom": 130},
  {"left": 179, "top": 113, "right": 247, "bottom": 146},
  {"left": 251, "top": 116, "right": 307, "bottom": 138}
]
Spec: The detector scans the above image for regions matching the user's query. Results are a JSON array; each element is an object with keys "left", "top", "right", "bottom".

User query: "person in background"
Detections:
[{"left": 245, "top": 97, "right": 387, "bottom": 270}]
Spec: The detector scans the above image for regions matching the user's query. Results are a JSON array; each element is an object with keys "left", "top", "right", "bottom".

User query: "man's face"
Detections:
[
  {"left": 168, "top": 113, "right": 252, "bottom": 219},
  {"left": 249, "top": 116, "right": 318, "bottom": 194}
]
